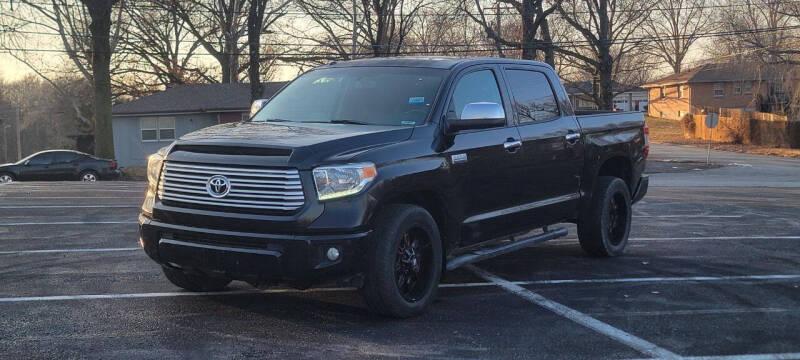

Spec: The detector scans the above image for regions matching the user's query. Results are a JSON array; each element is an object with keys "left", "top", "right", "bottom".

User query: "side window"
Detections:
[
  {"left": 505, "top": 70, "right": 560, "bottom": 124},
  {"left": 53, "top": 152, "right": 78, "bottom": 164},
  {"left": 28, "top": 153, "right": 54, "bottom": 165},
  {"left": 141, "top": 118, "right": 158, "bottom": 141},
  {"left": 158, "top": 117, "right": 175, "bottom": 140},
  {"left": 141, "top": 117, "right": 175, "bottom": 141},
  {"left": 450, "top": 69, "right": 503, "bottom": 119}
]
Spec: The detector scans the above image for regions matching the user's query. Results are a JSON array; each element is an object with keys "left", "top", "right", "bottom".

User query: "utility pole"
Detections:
[
  {"left": 351, "top": 0, "right": 357, "bottom": 59},
  {"left": 2, "top": 124, "right": 8, "bottom": 163},
  {"left": 16, "top": 108, "right": 22, "bottom": 161}
]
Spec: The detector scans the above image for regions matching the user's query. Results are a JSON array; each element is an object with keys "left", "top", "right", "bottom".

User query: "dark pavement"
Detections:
[{"left": 1, "top": 148, "right": 799, "bottom": 359}]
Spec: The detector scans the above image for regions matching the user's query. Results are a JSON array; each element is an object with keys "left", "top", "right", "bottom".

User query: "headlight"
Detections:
[
  {"left": 143, "top": 149, "right": 166, "bottom": 214},
  {"left": 146, "top": 152, "right": 164, "bottom": 189},
  {"left": 313, "top": 163, "right": 377, "bottom": 200}
]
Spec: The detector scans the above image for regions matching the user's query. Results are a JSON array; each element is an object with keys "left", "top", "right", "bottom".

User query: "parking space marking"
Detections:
[
  {"left": 0, "top": 221, "right": 138, "bottom": 226},
  {"left": 629, "top": 236, "right": 800, "bottom": 241},
  {"left": 633, "top": 215, "right": 744, "bottom": 218},
  {"left": 629, "top": 353, "right": 800, "bottom": 360},
  {"left": 0, "top": 248, "right": 139, "bottom": 255},
  {"left": 0, "top": 287, "right": 354, "bottom": 303},
  {"left": 0, "top": 205, "right": 140, "bottom": 209},
  {"left": 0, "top": 196, "right": 142, "bottom": 199},
  {"left": 467, "top": 265, "right": 681, "bottom": 359}
]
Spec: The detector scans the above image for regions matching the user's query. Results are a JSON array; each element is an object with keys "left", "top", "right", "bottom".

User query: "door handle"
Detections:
[
  {"left": 565, "top": 133, "right": 581, "bottom": 145},
  {"left": 503, "top": 139, "right": 522, "bottom": 152}
]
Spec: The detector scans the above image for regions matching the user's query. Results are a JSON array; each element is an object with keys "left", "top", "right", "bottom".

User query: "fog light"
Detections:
[{"left": 326, "top": 247, "right": 340, "bottom": 261}]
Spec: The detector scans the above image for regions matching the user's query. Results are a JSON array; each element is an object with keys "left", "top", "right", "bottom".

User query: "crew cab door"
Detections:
[
  {"left": 442, "top": 66, "right": 526, "bottom": 245},
  {"left": 500, "top": 66, "right": 583, "bottom": 225}
]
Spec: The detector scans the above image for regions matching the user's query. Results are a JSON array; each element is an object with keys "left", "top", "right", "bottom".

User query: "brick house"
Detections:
[{"left": 642, "top": 63, "right": 794, "bottom": 120}]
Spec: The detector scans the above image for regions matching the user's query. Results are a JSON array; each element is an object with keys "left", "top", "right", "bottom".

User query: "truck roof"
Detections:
[{"left": 319, "top": 56, "right": 553, "bottom": 70}]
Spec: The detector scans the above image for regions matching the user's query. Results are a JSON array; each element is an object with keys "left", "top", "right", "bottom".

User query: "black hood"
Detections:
[{"left": 167, "top": 121, "right": 413, "bottom": 169}]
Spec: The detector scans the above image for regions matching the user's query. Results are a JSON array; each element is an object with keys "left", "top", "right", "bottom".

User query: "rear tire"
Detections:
[
  {"left": 0, "top": 173, "right": 14, "bottom": 183},
  {"left": 360, "top": 204, "right": 442, "bottom": 318},
  {"left": 79, "top": 170, "right": 99, "bottom": 182},
  {"left": 162, "top": 266, "right": 231, "bottom": 292},
  {"left": 578, "top": 176, "right": 632, "bottom": 257}
]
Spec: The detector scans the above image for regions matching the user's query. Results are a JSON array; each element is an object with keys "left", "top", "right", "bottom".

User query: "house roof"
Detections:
[
  {"left": 642, "top": 63, "right": 791, "bottom": 88},
  {"left": 112, "top": 82, "right": 288, "bottom": 116},
  {"left": 564, "top": 81, "right": 645, "bottom": 95}
]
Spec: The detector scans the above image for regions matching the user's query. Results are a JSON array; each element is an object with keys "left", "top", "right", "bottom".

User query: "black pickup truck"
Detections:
[{"left": 139, "top": 57, "right": 648, "bottom": 317}]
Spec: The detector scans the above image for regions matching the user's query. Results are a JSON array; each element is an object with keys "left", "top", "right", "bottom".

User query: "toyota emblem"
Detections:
[{"left": 206, "top": 175, "right": 231, "bottom": 198}]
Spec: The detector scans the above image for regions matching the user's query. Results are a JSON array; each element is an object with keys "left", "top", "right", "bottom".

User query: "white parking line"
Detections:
[
  {"left": 633, "top": 215, "right": 744, "bottom": 218},
  {"left": 0, "top": 196, "right": 142, "bottom": 199},
  {"left": 466, "top": 265, "right": 681, "bottom": 359},
  {"left": 0, "top": 248, "right": 139, "bottom": 255},
  {"left": 629, "top": 353, "right": 800, "bottom": 360},
  {"left": 0, "top": 205, "right": 140, "bottom": 209},
  {"left": 630, "top": 236, "right": 800, "bottom": 241},
  {"left": 549, "top": 235, "right": 800, "bottom": 246},
  {"left": 0, "top": 221, "right": 137, "bottom": 226}
]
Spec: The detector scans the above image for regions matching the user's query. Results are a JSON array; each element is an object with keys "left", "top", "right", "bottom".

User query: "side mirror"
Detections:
[
  {"left": 446, "top": 102, "right": 506, "bottom": 133},
  {"left": 249, "top": 98, "right": 270, "bottom": 118}
]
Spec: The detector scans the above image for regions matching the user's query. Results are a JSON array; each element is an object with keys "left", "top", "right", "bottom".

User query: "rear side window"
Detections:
[
  {"left": 450, "top": 69, "right": 503, "bottom": 119},
  {"left": 53, "top": 152, "right": 78, "bottom": 163},
  {"left": 505, "top": 70, "right": 560, "bottom": 124}
]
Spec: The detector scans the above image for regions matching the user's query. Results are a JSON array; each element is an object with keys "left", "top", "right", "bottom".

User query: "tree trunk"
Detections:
[
  {"left": 520, "top": 0, "right": 536, "bottom": 60},
  {"left": 247, "top": 0, "right": 265, "bottom": 102},
  {"left": 82, "top": 0, "right": 118, "bottom": 159},
  {"left": 537, "top": 2, "right": 555, "bottom": 67},
  {"left": 598, "top": 57, "right": 614, "bottom": 110}
]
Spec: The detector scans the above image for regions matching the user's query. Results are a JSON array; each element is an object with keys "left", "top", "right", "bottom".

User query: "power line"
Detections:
[
  {"left": 4, "top": 0, "right": 800, "bottom": 18},
  {"left": 3, "top": 24, "right": 800, "bottom": 56}
]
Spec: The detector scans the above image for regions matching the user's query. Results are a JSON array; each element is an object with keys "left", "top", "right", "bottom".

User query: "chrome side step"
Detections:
[{"left": 445, "top": 227, "right": 568, "bottom": 271}]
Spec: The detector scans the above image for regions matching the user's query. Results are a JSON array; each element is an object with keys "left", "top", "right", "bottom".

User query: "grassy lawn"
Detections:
[{"left": 645, "top": 116, "right": 800, "bottom": 158}]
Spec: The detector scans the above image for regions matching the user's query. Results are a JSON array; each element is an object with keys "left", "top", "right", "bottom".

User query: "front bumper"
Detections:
[{"left": 138, "top": 214, "right": 370, "bottom": 288}]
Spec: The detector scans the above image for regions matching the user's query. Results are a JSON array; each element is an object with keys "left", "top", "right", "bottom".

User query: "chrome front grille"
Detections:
[{"left": 157, "top": 161, "right": 304, "bottom": 212}]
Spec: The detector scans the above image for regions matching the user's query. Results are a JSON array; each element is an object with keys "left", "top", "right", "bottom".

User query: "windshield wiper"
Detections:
[
  {"left": 257, "top": 118, "right": 291, "bottom": 122},
  {"left": 329, "top": 119, "right": 371, "bottom": 125}
]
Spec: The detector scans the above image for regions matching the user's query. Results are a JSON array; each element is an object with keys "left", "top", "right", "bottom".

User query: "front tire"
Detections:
[
  {"left": 360, "top": 204, "right": 442, "bottom": 318},
  {"left": 578, "top": 176, "right": 632, "bottom": 257},
  {"left": 162, "top": 266, "right": 231, "bottom": 292}
]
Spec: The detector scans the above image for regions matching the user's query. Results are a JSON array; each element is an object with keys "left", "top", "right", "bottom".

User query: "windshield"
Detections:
[{"left": 252, "top": 66, "right": 445, "bottom": 127}]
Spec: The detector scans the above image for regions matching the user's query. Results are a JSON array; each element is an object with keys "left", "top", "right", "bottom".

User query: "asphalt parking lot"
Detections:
[{"left": 1, "top": 144, "right": 799, "bottom": 360}]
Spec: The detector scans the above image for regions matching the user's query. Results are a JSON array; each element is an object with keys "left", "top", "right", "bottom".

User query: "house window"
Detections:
[
  {"left": 713, "top": 83, "right": 725, "bottom": 97},
  {"left": 743, "top": 81, "right": 753, "bottom": 94},
  {"left": 733, "top": 82, "right": 742, "bottom": 95},
  {"left": 678, "top": 85, "right": 686, "bottom": 98},
  {"left": 141, "top": 117, "right": 175, "bottom": 142},
  {"left": 660, "top": 86, "right": 666, "bottom": 99}
]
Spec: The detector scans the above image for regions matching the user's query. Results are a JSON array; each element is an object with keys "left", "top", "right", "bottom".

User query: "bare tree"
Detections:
[
  {"left": 715, "top": 0, "right": 799, "bottom": 65},
  {"left": 1, "top": 0, "right": 124, "bottom": 157},
  {"left": 291, "top": 0, "right": 427, "bottom": 63},
  {"left": 643, "top": 0, "right": 716, "bottom": 74},
  {"left": 119, "top": 0, "right": 216, "bottom": 97},
  {"left": 168, "top": 0, "right": 248, "bottom": 83},
  {"left": 247, "top": 0, "right": 290, "bottom": 102},
  {"left": 557, "top": 0, "right": 657, "bottom": 109},
  {"left": 461, "top": 0, "right": 561, "bottom": 65}
]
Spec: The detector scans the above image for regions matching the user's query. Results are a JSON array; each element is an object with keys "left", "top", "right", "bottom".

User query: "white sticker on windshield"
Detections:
[
  {"left": 401, "top": 121, "right": 416, "bottom": 125},
  {"left": 408, "top": 97, "right": 425, "bottom": 105}
]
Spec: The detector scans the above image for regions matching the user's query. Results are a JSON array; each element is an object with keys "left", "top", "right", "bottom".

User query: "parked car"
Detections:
[
  {"left": 0, "top": 150, "right": 120, "bottom": 183},
  {"left": 138, "top": 57, "right": 649, "bottom": 317}
]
